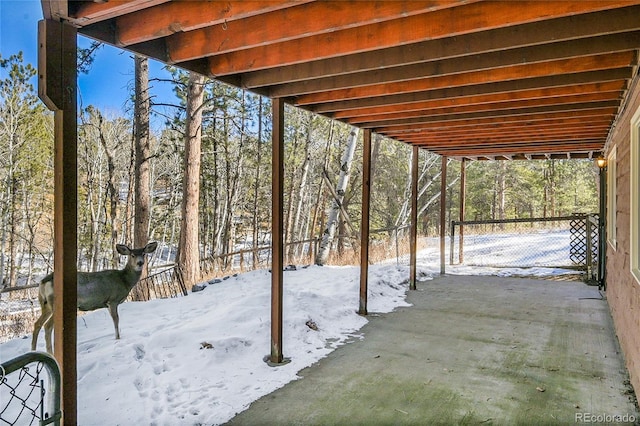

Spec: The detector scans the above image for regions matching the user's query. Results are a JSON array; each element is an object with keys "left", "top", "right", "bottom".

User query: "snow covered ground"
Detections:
[{"left": 1, "top": 237, "right": 579, "bottom": 425}]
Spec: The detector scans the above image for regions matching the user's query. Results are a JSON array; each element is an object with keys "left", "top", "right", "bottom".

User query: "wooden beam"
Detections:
[
  {"left": 375, "top": 107, "right": 617, "bottom": 133},
  {"left": 435, "top": 143, "right": 605, "bottom": 157},
  {"left": 346, "top": 91, "right": 624, "bottom": 125},
  {"left": 296, "top": 52, "right": 635, "bottom": 106},
  {"left": 335, "top": 82, "right": 625, "bottom": 120},
  {"left": 269, "top": 32, "right": 640, "bottom": 99},
  {"left": 332, "top": 81, "right": 625, "bottom": 122},
  {"left": 409, "top": 146, "right": 419, "bottom": 290},
  {"left": 367, "top": 102, "right": 619, "bottom": 129},
  {"left": 310, "top": 68, "right": 631, "bottom": 113},
  {"left": 116, "top": 1, "right": 313, "bottom": 46},
  {"left": 69, "top": 0, "right": 169, "bottom": 24},
  {"left": 383, "top": 115, "right": 614, "bottom": 136},
  {"left": 40, "top": 0, "right": 67, "bottom": 21},
  {"left": 396, "top": 121, "right": 598, "bottom": 139},
  {"left": 421, "top": 139, "right": 605, "bottom": 151},
  {"left": 269, "top": 97, "right": 286, "bottom": 365},
  {"left": 240, "top": 5, "right": 640, "bottom": 88},
  {"left": 359, "top": 129, "right": 372, "bottom": 315},
  {"left": 38, "top": 19, "right": 77, "bottom": 425},
  {"left": 165, "top": 1, "right": 465, "bottom": 64},
  {"left": 206, "top": 1, "right": 638, "bottom": 76},
  {"left": 397, "top": 122, "right": 611, "bottom": 138},
  {"left": 408, "top": 131, "right": 609, "bottom": 147}
]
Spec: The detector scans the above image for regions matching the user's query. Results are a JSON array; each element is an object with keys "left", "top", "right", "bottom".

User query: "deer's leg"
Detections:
[
  {"left": 43, "top": 315, "right": 54, "bottom": 354},
  {"left": 31, "top": 308, "right": 52, "bottom": 351},
  {"left": 107, "top": 302, "right": 120, "bottom": 339}
]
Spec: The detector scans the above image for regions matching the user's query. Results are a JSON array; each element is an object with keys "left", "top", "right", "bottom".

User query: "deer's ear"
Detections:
[
  {"left": 145, "top": 241, "right": 158, "bottom": 253},
  {"left": 116, "top": 244, "right": 130, "bottom": 255}
]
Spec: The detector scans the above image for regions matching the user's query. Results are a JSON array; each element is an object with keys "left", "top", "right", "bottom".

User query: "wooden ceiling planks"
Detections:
[{"left": 54, "top": 0, "right": 640, "bottom": 160}]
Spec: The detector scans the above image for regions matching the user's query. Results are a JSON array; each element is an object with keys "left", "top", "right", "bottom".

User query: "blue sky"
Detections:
[{"left": 1, "top": 0, "right": 175, "bottom": 125}]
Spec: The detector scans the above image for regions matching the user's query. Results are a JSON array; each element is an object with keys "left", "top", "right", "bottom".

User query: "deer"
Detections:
[{"left": 31, "top": 242, "right": 158, "bottom": 353}]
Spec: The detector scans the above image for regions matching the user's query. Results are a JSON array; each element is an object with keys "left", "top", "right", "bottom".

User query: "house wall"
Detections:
[{"left": 606, "top": 70, "right": 640, "bottom": 393}]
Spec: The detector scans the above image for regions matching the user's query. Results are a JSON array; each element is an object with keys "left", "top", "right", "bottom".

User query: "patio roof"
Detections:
[{"left": 42, "top": 0, "right": 640, "bottom": 160}]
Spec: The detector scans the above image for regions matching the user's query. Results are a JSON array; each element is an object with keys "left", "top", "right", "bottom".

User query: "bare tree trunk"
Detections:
[
  {"left": 285, "top": 132, "right": 300, "bottom": 249},
  {"left": 289, "top": 117, "right": 312, "bottom": 259},
  {"left": 315, "top": 127, "right": 359, "bottom": 265},
  {"left": 96, "top": 112, "right": 120, "bottom": 268},
  {"left": 132, "top": 55, "right": 152, "bottom": 300},
  {"left": 125, "top": 133, "right": 135, "bottom": 245},
  {"left": 8, "top": 175, "right": 17, "bottom": 287},
  {"left": 252, "top": 97, "right": 263, "bottom": 267},
  {"left": 178, "top": 72, "right": 205, "bottom": 287},
  {"left": 212, "top": 117, "right": 221, "bottom": 255},
  {"left": 309, "top": 121, "right": 334, "bottom": 262}
]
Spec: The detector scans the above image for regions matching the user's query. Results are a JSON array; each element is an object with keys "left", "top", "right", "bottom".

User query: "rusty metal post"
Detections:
[
  {"left": 359, "top": 129, "right": 372, "bottom": 315},
  {"left": 440, "top": 156, "right": 447, "bottom": 275},
  {"left": 409, "top": 146, "right": 419, "bottom": 290},
  {"left": 38, "top": 19, "right": 78, "bottom": 425},
  {"left": 459, "top": 158, "right": 466, "bottom": 264},
  {"left": 269, "top": 98, "right": 286, "bottom": 365}
]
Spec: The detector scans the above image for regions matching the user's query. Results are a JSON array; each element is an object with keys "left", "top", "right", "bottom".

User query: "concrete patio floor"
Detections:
[{"left": 227, "top": 275, "right": 639, "bottom": 425}]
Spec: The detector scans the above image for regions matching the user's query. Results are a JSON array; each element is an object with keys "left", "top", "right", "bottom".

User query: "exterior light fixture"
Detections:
[{"left": 596, "top": 156, "right": 607, "bottom": 169}]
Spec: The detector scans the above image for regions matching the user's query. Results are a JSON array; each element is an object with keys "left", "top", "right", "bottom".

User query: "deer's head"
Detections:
[{"left": 116, "top": 242, "right": 158, "bottom": 272}]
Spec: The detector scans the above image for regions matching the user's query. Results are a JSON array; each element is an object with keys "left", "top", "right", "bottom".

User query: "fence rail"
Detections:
[
  {"left": 199, "top": 238, "right": 320, "bottom": 276},
  {"left": 129, "top": 264, "right": 188, "bottom": 301},
  {"left": 1, "top": 352, "right": 61, "bottom": 426}
]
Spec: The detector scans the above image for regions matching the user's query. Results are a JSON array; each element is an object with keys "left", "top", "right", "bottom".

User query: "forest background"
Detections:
[{"left": 0, "top": 46, "right": 600, "bottom": 292}]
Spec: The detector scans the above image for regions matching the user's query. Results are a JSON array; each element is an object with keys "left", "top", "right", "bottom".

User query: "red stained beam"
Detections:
[
  {"left": 116, "top": 0, "right": 314, "bottom": 46},
  {"left": 205, "top": 1, "right": 638, "bottom": 75},
  {"left": 295, "top": 52, "right": 635, "bottom": 106},
  {"left": 165, "top": 1, "right": 471, "bottom": 63}
]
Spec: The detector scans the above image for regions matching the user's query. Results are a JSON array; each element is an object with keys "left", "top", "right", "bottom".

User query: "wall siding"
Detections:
[{"left": 606, "top": 71, "right": 640, "bottom": 394}]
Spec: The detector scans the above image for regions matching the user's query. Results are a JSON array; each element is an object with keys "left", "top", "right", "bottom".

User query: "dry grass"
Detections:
[
  {"left": 2, "top": 234, "right": 413, "bottom": 343},
  {"left": 1, "top": 287, "right": 41, "bottom": 343}
]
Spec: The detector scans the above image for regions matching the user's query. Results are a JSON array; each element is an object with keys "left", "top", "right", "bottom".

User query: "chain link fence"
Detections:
[
  {"left": 1, "top": 352, "right": 61, "bottom": 425},
  {"left": 450, "top": 214, "right": 599, "bottom": 273}
]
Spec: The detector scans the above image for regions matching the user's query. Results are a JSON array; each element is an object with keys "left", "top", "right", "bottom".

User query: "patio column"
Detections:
[
  {"left": 409, "top": 146, "right": 419, "bottom": 290},
  {"left": 459, "top": 158, "right": 466, "bottom": 264},
  {"left": 598, "top": 160, "right": 607, "bottom": 289},
  {"left": 440, "top": 156, "right": 447, "bottom": 275},
  {"left": 269, "top": 98, "right": 287, "bottom": 365},
  {"left": 359, "top": 129, "right": 372, "bottom": 315},
  {"left": 38, "top": 19, "right": 78, "bottom": 424}
]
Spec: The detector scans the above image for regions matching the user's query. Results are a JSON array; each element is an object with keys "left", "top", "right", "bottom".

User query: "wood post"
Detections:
[
  {"left": 409, "top": 146, "right": 419, "bottom": 290},
  {"left": 38, "top": 19, "right": 78, "bottom": 425},
  {"left": 359, "top": 129, "right": 372, "bottom": 315},
  {"left": 269, "top": 98, "right": 286, "bottom": 364},
  {"left": 440, "top": 156, "right": 447, "bottom": 275}
]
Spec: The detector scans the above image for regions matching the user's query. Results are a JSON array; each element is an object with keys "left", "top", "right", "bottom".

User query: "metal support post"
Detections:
[
  {"left": 409, "top": 146, "right": 419, "bottom": 290},
  {"left": 440, "top": 156, "right": 447, "bottom": 275},
  {"left": 268, "top": 98, "right": 287, "bottom": 365},
  {"left": 359, "top": 129, "right": 372, "bottom": 315},
  {"left": 459, "top": 158, "right": 466, "bottom": 264}
]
